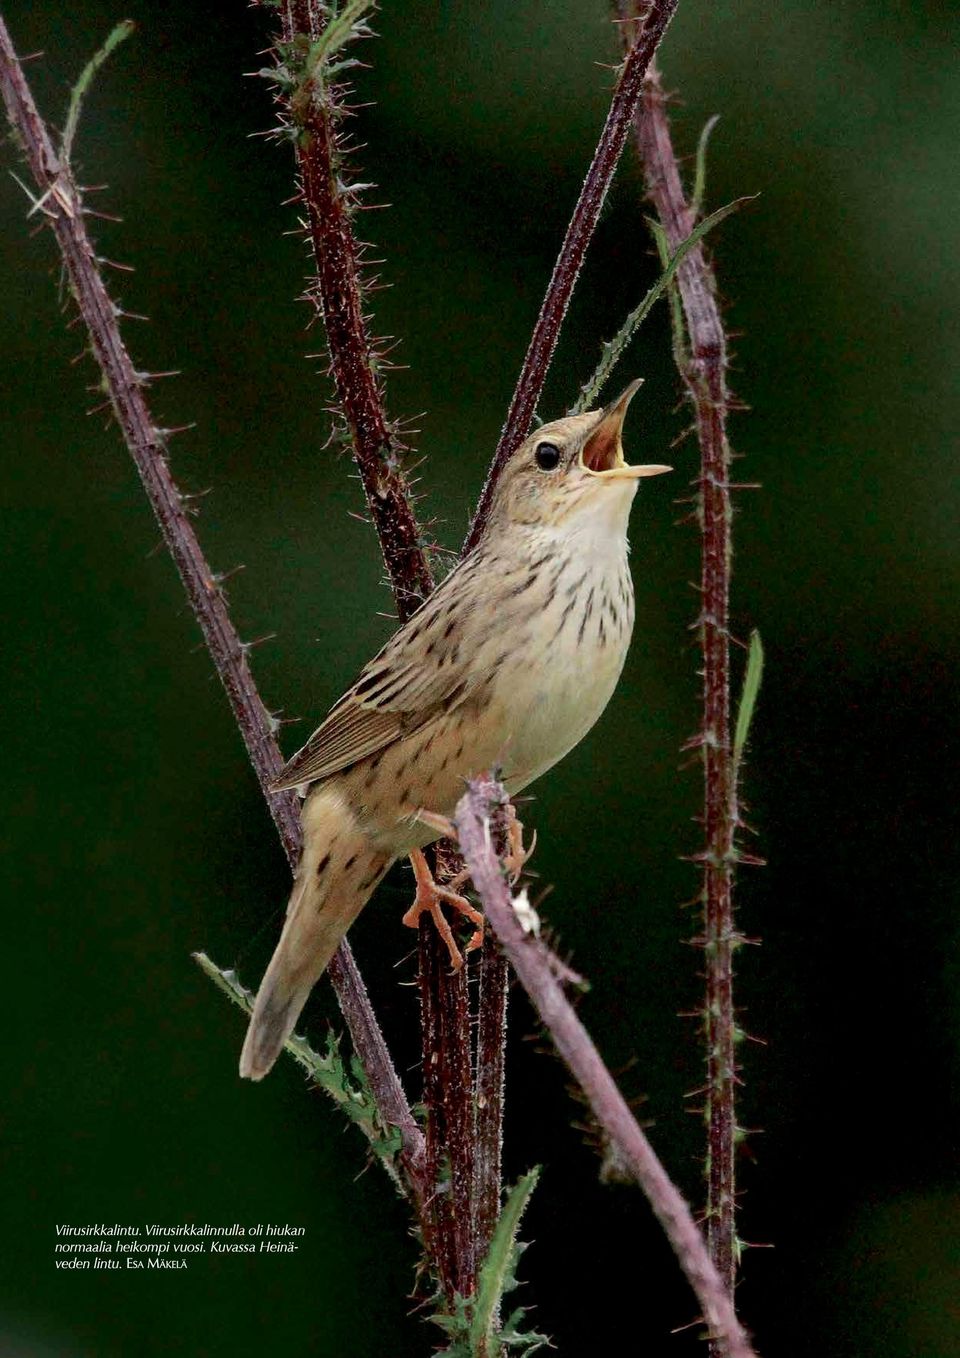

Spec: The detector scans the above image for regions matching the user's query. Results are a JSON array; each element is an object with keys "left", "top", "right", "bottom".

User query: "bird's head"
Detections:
[{"left": 485, "top": 381, "right": 671, "bottom": 540}]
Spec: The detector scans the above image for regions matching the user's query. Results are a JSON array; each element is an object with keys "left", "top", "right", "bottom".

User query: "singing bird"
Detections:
[{"left": 240, "top": 381, "right": 670, "bottom": 1079}]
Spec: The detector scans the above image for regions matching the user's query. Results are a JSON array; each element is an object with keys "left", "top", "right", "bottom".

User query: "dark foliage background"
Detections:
[{"left": 2, "top": 2, "right": 958, "bottom": 1354}]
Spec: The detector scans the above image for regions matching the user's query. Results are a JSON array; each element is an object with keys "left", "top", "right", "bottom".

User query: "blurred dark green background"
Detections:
[{"left": 3, "top": 1, "right": 958, "bottom": 1354}]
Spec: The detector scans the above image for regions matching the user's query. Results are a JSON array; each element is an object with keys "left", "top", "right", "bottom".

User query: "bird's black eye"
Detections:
[{"left": 534, "top": 442, "right": 561, "bottom": 471}]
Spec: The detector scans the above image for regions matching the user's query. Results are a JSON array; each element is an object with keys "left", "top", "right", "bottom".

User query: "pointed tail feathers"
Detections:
[{"left": 239, "top": 790, "right": 390, "bottom": 1081}]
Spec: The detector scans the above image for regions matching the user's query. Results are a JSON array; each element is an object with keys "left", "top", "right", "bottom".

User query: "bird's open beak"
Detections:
[{"left": 579, "top": 379, "right": 672, "bottom": 481}]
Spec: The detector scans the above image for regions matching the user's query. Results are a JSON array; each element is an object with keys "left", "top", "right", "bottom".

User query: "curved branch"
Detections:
[{"left": 454, "top": 775, "right": 758, "bottom": 1358}]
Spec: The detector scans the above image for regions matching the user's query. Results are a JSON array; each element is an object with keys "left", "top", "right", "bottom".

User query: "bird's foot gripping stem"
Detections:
[
  {"left": 402, "top": 846, "right": 484, "bottom": 970},
  {"left": 415, "top": 797, "right": 535, "bottom": 884},
  {"left": 501, "top": 802, "right": 536, "bottom": 882}
]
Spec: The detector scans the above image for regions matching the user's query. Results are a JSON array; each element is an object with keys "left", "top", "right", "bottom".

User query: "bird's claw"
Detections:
[
  {"left": 403, "top": 847, "right": 484, "bottom": 969},
  {"left": 414, "top": 799, "right": 533, "bottom": 884},
  {"left": 503, "top": 804, "right": 536, "bottom": 883}
]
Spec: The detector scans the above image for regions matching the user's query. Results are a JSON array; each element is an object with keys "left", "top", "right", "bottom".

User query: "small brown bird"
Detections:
[{"left": 240, "top": 381, "right": 670, "bottom": 1079}]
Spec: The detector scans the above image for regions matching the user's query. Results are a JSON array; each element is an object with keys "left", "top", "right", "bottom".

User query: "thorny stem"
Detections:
[
  {"left": 455, "top": 776, "right": 758, "bottom": 1358},
  {"left": 274, "top": 0, "right": 491, "bottom": 1305},
  {"left": 473, "top": 930, "right": 509, "bottom": 1268},
  {"left": 418, "top": 919, "right": 476, "bottom": 1299},
  {"left": 0, "top": 10, "right": 427, "bottom": 1208},
  {"left": 280, "top": 0, "right": 434, "bottom": 619},
  {"left": 463, "top": 0, "right": 679, "bottom": 552},
  {"left": 415, "top": 830, "right": 509, "bottom": 1311},
  {"left": 630, "top": 48, "right": 744, "bottom": 1322}
]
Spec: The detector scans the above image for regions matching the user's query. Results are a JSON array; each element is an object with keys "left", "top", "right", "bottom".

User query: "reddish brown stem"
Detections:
[
  {"left": 0, "top": 10, "right": 427, "bottom": 1207},
  {"left": 417, "top": 919, "right": 476, "bottom": 1300},
  {"left": 455, "top": 776, "right": 757, "bottom": 1358},
  {"left": 631, "top": 54, "right": 742, "bottom": 1318},
  {"left": 281, "top": 0, "right": 434, "bottom": 619},
  {"left": 473, "top": 933, "right": 509, "bottom": 1264},
  {"left": 416, "top": 856, "right": 509, "bottom": 1308},
  {"left": 275, "top": 2, "right": 492, "bottom": 1302},
  {"left": 463, "top": 0, "right": 679, "bottom": 552}
]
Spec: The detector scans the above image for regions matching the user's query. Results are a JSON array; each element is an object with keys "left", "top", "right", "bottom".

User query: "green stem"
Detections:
[
  {"left": 469, "top": 1170, "right": 541, "bottom": 1357},
  {"left": 193, "top": 954, "right": 407, "bottom": 1191}
]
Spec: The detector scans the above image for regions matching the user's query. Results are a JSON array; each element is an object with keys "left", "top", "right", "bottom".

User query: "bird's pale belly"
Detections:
[
  {"left": 343, "top": 625, "right": 630, "bottom": 856},
  {"left": 494, "top": 619, "right": 632, "bottom": 794},
  {"left": 342, "top": 548, "right": 635, "bottom": 853}
]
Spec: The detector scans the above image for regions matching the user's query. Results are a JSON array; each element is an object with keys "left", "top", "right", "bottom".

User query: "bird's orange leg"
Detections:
[
  {"left": 502, "top": 802, "right": 536, "bottom": 882},
  {"left": 414, "top": 798, "right": 535, "bottom": 883},
  {"left": 402, "top": 847, "right": 485, "bottom": 969}
]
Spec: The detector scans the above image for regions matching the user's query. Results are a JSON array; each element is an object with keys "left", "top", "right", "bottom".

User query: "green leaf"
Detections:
[
  {"left": 691, "top": 114, "right": 721, "bottom": 219},
  {"left": 298, "top": 0, "right": 377, "bottom": 90},
  {"left": 733, "top": 629, "right": 764, "bottom": 778},
  {"left": 649, "top": 219, "right": 689, "bottom": 372},
  {"left": 62, "top": 20, "right": 136, "bottom": 164},
  {"left": 192, "top": 952, "right": 405, "bottom": 1191},
  {"left": 572, "top": 195, "right": 752, "bottom": 414},
  {"left": 432, "top": 1169, "right": 548, "bottom": 1357},
  {"left": 469, "top": 1169, "right": 543, "bottom": 1356}
]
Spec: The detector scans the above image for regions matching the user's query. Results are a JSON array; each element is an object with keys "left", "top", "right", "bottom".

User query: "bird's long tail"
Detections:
[{"left": 239, "top": 788, "right": 391, "bottom": 1081}]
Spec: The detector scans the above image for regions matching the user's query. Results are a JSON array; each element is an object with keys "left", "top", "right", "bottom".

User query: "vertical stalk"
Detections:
[
  {"left": 471, "top": 800, "right": 513, "bottom": 1269},
  {"left": 473, "top": 937, "right": 509, "bottom": 1263},
  {"left": 418, "top": 924, "right": 476, "bottom": 1300},
  {"left": 632, "top": 60, "right": 742, "bottom": 1314},
  {"left": 417, "top": 833, "right": 479, "bottom": 1301},
  {"left": 280, "top": 0, "right": 434, "bottom": 618}
]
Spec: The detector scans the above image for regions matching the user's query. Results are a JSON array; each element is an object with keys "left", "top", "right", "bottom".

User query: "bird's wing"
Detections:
[{"left": 268, "top": 576, "right": 480, "bottom": 791}]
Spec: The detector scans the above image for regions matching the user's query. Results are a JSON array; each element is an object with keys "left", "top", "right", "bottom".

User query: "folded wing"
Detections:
[{"left": 268, "top": 576, "right": 478, "bottom": 791}]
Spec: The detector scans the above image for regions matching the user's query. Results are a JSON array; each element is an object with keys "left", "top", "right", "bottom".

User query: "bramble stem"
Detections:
[
  {"left": 455, "top": 776, "right": 758, "bottom": 1358},
  {"left": 463, "top": 0, "right": 679, "bottom": 552},
  {"left": 473, "top": 931, "right": 509, "bottom": 1267},
  {"left": 274, "top": 2, "right": 491, "bottom": 1302},
  {"left": 280, "top": 0, "right": 434, "bottom": 619},
  {"left": 628, "top": 44, "right": 744, "bottom": 1326},
  {"left": 0, "top": 9, "right": 427, "bottom": 1207},
  {"left": 418, "top": 919, "right": 476, "bottom": 1298}
]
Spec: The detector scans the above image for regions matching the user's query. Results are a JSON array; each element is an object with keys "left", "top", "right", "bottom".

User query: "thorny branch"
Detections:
[
  {"left": 0, "top": 9, "right": 428, "bottom": 1208},
  {"left": 624, "top": 25, "right": 748, "bottom": 1329},
  {"left": 271, "top": 0, "right": 494, "bottom": 1303},
  {"left": 455, "top": 775, "right": 758, "bottom": 1358},
  {"left": 278, "top": 0, "right": 435, "bottom": 619},
  {"left": 417, "top": 910, "right": 477, "bottom": 1300},
  {"left": 464, "top": 0, "right": 680, "bottom": 552},
  {"left": 472, "top": 926, "right": 510, "bottom": 1266},
  {"left": 634, "top": 64, "right": 742, "bottom": 1304}
]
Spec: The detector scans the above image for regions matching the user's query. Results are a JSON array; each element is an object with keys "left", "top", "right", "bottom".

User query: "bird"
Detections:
[{"left": 239, "top": 380, "right": 670, "bottom": 1080}]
